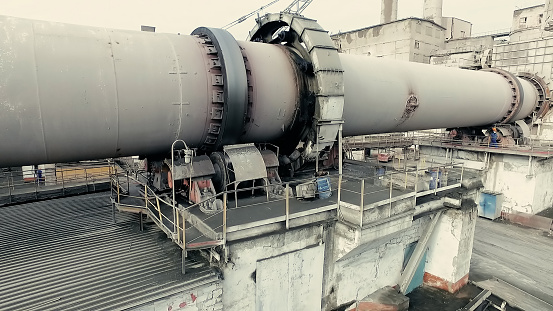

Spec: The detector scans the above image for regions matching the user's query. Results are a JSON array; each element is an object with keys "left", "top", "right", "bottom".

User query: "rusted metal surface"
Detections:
[
  {"left": 398, "top": 94, "right": 419, "bottom": 126},
  {"left": 170, "top": 155, "right": 215, "bottom": 180},
  {"left": 260, "top": 150, "right": 279, "bottom": 168}
]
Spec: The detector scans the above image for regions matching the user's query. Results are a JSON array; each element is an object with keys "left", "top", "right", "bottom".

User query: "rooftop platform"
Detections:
[
  {"left": 0, "top": 162, "right": 111, "bottom": 206},
  {"left": 112, "top": 160, "right": 464, "bottom": 253}
]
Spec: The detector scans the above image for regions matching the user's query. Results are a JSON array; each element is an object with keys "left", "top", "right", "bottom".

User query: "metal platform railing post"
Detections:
[
  {"left": 176, "top": 208, "right": 180, "bottom": 244},
  {"left": 60, "top": 164, "right": 65, "bottom": 196},
  {"left": 359, "top": 179, "right": 365, "bottom": 228},
  {"left": 460, "top": 162, "right": 465, "bottom": 184},
  {"left": 34, "top": 168, "right": 38, "bottom": 200},
  {"left": 414, "top": 165, "right": 419, "bottom": 206},
  {"left": 285, "top": 184, "right": 290, "bottom": 229},
  {"left": 84, "top": 167, "right": 89, "bottom": 190},
  {"left": 389, "top": 173, "right": 393, "bottom": 217},
  {"left": 141, "top": 183, "right": 147, "bottom": 231},
  {"left": 182, "top": 249, "right": 186, "bottom": 275},
  {"left": 223, "top": 192, "right": 227, "bottom": 243}
]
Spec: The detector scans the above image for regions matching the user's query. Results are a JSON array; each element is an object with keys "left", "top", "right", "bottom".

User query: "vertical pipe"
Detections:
[{"left": 381, "top": 0, "right": 398, "bottom": 24}]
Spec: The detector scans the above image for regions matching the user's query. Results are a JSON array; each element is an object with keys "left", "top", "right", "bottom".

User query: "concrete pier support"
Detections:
[{"left": 423, "top": 206, "right": 477, "bottom": 293}]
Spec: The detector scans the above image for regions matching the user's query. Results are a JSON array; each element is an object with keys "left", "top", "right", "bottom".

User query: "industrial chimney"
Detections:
[
  {"left": 380, "top": 0, "right": 398, "bottom": 24},
  {"left": 423, "top": 0, "right": 443, "bottom": 27}
]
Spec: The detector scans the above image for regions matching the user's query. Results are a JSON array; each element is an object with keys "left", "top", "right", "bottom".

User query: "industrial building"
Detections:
[{"left": 0, "top": 1, "right": 552, "bottom": 310}]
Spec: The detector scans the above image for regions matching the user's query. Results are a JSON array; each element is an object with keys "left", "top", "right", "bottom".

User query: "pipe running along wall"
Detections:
[{"left": 0, "top": 15, "right": 544, "bottom": 166}]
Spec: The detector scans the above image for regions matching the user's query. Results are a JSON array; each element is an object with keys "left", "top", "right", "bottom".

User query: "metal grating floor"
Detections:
[{"left": 0, "top": 192, "right": 216, "bottom": 311}]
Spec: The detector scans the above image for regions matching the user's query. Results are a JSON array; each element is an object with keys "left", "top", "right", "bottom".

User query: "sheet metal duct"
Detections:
[
  {"left": 381, "top": 0, "right": 398, "bottom": 24},
  {"left": 0, "top": 15, "right": 545, "bottom": 167}
]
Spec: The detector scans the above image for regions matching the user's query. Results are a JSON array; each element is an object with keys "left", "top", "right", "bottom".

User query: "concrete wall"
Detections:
[
  {"left": 329, "top": 216, "right": 430, "bottom": 308},
  {"left": 484, "top": 154, "right": 537, "bottom": 214},
  {"left": 420, "top": 146, "right": 553, "bottom": 215},
  {"left": 424, "top": 207, "right": 476, "bottom": 293},
  {"left": 443, "top": 17, "right": 472, "bottom": 40},
  {"left": 220, "top": 198, "right": 477, "bottom": 310},
  {"left": 410, "top": 19, "right": 446, "bottom": 63},
  {"left": 332, "top": 20, "right": 414, "bottom": 60},
  {"left": 443, "top": 36, "right": 494, "bottom": 52},
  {"left": 531, "top": 157, "right": 553, "bottom": 213},
  {"left": 431, "top": 51, "right": 481, "bottom": 68},
  {"left": 222, "top": 226, "right": 324, "bottom": 311},
  {"left": 512, "top": 5, "right": 545, "bottom": 33},
  {"left": 331, "top": 18, "right": 445, "bottom": 63},
  {"left": 132, "top": 280, "right": 223, "bottom": 311}
]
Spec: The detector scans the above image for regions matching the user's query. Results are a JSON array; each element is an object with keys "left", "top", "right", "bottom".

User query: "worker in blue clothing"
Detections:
[{"left": 488, "top": 127, "right": 500, "bottom": 148}]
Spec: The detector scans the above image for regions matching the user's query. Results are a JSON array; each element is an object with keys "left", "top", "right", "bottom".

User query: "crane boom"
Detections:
[{"left": 283, "top": 0, "right": 313, "bottom": 14}]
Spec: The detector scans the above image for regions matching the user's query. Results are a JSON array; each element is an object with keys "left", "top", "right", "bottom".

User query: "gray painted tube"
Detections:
[
  {"left": 340, "top": 54, "right": 537, "bottom": 136},
  {"left": 0, "top": 15, "right": 542, "bottom": 167}
]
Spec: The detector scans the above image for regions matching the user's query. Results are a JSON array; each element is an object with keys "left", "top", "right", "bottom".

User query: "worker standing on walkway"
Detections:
[{"left": 488, "top": 127, "right": 499, "bottom": 148}]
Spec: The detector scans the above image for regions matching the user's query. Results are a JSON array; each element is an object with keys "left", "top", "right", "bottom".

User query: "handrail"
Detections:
[
  {"left": 110, "top": 159, "right": 465, "bottom": 251},
  {"left": 344, "top": 132, "right": 553, "bottom": 157},
  {"left": 0, "top": 161, "right": 112, "bottom": 202}
]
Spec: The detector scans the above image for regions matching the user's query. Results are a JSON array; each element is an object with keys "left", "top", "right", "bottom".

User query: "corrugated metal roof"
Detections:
[{"left": 0, "top": 192, "right": 216, "bottom": 311}]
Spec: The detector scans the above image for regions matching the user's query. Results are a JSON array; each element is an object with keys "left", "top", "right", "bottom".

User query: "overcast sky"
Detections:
[{"left": 0, "top": 0, "right": 546, "bottom": 39}]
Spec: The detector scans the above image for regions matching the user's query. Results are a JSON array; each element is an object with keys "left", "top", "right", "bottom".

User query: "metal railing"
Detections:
[
  {"left": 345, "top": 134, "right": 415, "bottom": 149},
  {"left": 110, "top": 161, "right": 465, "bottom": 253},
  {"left": 0, "top": 161, "right": 112, "bottom": 204},
  {"left": 345, "top": 132, "right": 553, "bottom": 156},
  {"left": 414, "top": 132, "right": 553, "bottom": 155}
]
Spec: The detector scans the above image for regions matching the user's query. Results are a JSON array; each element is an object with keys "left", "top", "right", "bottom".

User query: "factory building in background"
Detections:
[{"left": 334, "top": 0, "right": 553, "bottom": 217}]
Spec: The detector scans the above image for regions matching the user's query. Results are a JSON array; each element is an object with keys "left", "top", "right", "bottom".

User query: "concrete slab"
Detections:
[
  {"left": 349, "top": 286, "right": 409, "bottom": 311},
  {"left": 475, "top": 278, "right": 553, "bottom": 311},
  {"left": 470, "top": 218, "right": 553, "bottom": 305}
]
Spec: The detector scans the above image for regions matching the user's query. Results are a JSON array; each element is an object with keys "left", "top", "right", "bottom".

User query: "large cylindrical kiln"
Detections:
[{"left": 0, "top": 14, "right": 547, "bottom": 167}]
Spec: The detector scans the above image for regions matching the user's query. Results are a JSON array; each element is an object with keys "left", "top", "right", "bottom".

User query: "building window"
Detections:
[
  {"left": 414, "top": 40, "right": 420, "bottom": 49},
  {"left": 520, "top": 17, "right": 527, "bottom": 25},
  {"left": 539, "top": 14, "right": 543, "bottom": 24},
  {"left": 460, "top": 30, "right": 466, "bottom": 38}
]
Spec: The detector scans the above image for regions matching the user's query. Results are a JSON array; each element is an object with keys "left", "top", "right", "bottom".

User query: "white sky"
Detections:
[{"left": 0, "top": 0, "right": 546, "bottom": 39}]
